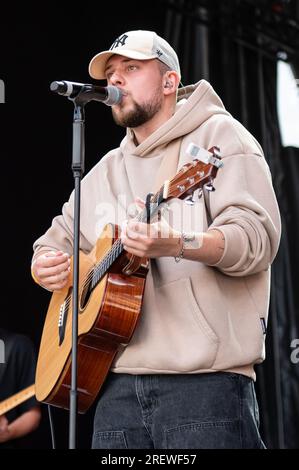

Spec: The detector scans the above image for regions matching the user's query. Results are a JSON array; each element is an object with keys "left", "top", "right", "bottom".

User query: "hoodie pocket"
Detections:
[{"left": 156, "top": 277, "right": 219, "bottom": 370}]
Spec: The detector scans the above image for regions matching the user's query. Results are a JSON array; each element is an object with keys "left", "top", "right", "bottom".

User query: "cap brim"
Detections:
[{"left": 88, "top": 49, "right": 157, "bottom": 79}]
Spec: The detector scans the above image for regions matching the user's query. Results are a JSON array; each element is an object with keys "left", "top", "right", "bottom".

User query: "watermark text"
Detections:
[
  {"left": 0, "top": 339, "right": 5, "bottom": 363},
  {"left": 290, "top": 339, "right": 299, "bottom": 364},
  {"left": 0, "top": 79, "right": 5, "bottom": 103}
]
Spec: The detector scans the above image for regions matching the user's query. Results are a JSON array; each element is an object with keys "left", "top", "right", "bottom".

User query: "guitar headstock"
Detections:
[{"left": 162, "top": 144, "right": 223, "bottom": 201}]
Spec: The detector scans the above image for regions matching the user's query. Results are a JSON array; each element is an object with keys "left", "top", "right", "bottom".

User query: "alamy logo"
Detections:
[
  {"left": 0, "top": 339, "right": 4, "bottom": 363},
  {"left": 0, "top": 79, "right": 5, "bottom": 103},
  {"left": 110, "top": 34, "right": 128, "bottom": 50},
  {"left": 290, "top": 338, "right": 299, "bottom": 364}
]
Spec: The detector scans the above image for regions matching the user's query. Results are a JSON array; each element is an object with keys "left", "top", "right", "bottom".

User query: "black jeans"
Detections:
[{"left": 92, "top": 371, "right": 265, "bottom": 449}]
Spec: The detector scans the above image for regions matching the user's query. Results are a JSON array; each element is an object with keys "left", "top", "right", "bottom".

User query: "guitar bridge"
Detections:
[{"left": 58, "top": 287, "right": 72, "bottom": 346}]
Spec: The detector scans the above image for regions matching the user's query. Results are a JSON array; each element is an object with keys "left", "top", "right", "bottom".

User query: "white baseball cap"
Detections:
[{"left": 88, "top": 30, "right": 181, "bottom": 80}]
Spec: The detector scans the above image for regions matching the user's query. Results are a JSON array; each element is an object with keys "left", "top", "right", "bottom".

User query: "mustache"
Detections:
[{"left": 118, "top": 88, "right": 129, "bottom": 97}]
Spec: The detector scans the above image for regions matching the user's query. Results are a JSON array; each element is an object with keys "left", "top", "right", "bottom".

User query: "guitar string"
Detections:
[{"left": 59, "top": 189, "right": 163, "bottom": 313}]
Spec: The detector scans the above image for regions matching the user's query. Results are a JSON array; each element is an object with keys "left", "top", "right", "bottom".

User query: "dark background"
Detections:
[{"left": 0, "top": 0, "right": 298, "bottom": 449}]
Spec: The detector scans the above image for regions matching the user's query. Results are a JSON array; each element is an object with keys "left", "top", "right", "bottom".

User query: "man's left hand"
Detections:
[{"left": 121, "top": 215, "right": 181, "bottom": 259}]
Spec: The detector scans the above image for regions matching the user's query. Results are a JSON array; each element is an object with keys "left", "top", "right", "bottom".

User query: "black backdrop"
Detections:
[
  {"left": 0, "top": 0, "right": 166, "bottom": 449},
  {"left": 0, "top": 2, "right": 166, "bottom": 341},
  {"left": 0, "top": 0, "right": 298, "bottom": 449}
]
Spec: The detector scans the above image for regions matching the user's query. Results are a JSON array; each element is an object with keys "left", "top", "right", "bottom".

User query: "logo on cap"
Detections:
[{"left": 110, "top": 34, "right": 128, "bottom": 50}]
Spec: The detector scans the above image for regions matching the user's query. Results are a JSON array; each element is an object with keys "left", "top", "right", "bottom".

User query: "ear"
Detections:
[{"left": 162, "top": 71, "right": 180, "bottom": 95}]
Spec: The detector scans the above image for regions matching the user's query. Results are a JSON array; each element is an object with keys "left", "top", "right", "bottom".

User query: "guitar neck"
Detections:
[
  {"left": 90, "top": 147, "right": 222, "bottom": 290},
  {"left": 0, "top": 384, "right": 35, "bottom": 416}
]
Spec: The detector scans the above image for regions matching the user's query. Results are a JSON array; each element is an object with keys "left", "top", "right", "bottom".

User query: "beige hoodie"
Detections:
[{"left": 33, "top": 80, "right": 281, "bottom": 379}]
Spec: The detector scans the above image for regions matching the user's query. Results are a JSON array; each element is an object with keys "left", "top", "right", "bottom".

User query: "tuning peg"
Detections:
[
  {"left": 205, "top": 183, "right": 215, "bottom": 192},
  {"left": 197, "top": 188, "right": 203, "bottom": 199},
  {"left": 185, "top": 194, "right": 195, "bottom": 205}
]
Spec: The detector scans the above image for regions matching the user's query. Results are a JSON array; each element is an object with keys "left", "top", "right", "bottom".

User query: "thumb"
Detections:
[{"left": 135, "top": 197, "right": 145, "bottom": 209}]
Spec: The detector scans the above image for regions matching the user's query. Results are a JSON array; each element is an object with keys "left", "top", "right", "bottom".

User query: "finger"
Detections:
[
  {"left": 123, "top": 245, "right": 145, "bottom": 257},
  {"left": 122, "top": 220, "right": 137, "bottom": 239},
  {"left": 34, "top": 252, "right": 70, "bottom": 267},
  {"left": 127, "top": 220, "right": 148, "bottom": 235},
  {"left": 122, "top": 229, "right": 149, "bottom": 246},
  {"left": 135, "top": 197, "right": 145, "bottom": 208},
  {"left": 47, "top": 279, "right": 69, "bottom": 291},
  {"left": 44, "top": 251, "right": 64, "bottom": 257},
  {"left": 125, "top": 226, "right": 141, "bottom": 240},
  {"left": 122, "top": 236, "right": 147, "bottom": 251},
  {"left": 44, "top": 270, "right": 70, "bottom": 285},
  {"left": 36, "top": 260, "right": 71, "bottom": 279}
]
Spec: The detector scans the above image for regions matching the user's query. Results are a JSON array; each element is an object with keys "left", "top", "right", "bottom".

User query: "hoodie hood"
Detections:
[{"left": 120, "top": 79, "right": 231, "bottom": 157}]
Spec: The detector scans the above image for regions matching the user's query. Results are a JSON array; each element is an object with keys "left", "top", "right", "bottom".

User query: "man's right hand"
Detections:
[{"left": 32, "top": 251, "right": 71, "bottom": 291}]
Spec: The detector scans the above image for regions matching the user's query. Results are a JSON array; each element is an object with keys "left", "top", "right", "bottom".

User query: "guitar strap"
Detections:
[
  {"left": 203, "top": 186, "right": 212, "bottom": 227},
  {"left": 151, "top": 137, "right": 182, "bottom": 193}
]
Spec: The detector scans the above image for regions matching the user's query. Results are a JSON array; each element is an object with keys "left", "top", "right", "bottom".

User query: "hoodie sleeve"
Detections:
[
  {"left": 206, "top": 152, "right": 281, "bottom": 276},
  {"left": 32, "top": 190, "right": 92, "bottom": 262},
  {"left": 31, "top": 148, "right": 122, "bottom": 264}
]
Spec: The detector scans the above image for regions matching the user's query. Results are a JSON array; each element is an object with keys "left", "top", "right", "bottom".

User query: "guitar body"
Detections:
[{"left": 35, "top": 224, "right": 149, "bottom": 413}]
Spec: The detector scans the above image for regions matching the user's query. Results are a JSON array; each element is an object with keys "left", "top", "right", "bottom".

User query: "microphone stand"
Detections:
[
  {"left": 67, "top": 91, "right": 92, "bottom": 449},
  {"left": 51, "top": 84, "right": 121, "bottom": 449}
]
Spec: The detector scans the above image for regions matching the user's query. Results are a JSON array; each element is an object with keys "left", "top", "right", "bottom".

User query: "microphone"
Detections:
[{"left": 50, "top": 80, "right": 122, "bottom": 106}]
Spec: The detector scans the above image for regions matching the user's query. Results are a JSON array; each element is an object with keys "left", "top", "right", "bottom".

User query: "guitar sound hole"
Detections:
[{"left": 80, "top": 279, "right": 92, "bottom": 310}]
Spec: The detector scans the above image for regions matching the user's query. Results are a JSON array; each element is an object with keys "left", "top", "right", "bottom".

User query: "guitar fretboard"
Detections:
[{"left": 0, "top": 385, "right": 35, "bottom": 415}]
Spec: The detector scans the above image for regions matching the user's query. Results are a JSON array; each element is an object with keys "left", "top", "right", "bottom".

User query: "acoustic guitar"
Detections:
[
  {"left": 0, "top": 385, "right": 35, "bottom": 416},
  {"left": 35, "top": 143, "right": 222, "bottom": 413}
]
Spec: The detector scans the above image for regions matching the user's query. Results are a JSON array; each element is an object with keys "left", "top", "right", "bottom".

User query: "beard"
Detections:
[{"left": 112, "top": 88, "right": 163, "bottom": 128}]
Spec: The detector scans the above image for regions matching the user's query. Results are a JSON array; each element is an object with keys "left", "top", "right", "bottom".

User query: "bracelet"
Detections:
[
  {"left": 174, "top": 234, "right": 184, "bottom": 263},
  {"left": 174, "top": 231, "right": 196, "bottom": 263}
]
